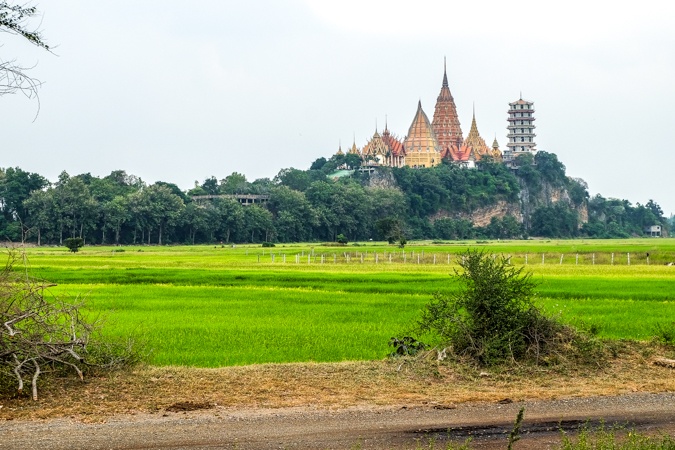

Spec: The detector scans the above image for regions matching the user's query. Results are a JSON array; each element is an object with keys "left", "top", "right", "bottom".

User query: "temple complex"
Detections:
[{"left": 332, "top": 61, "right": 542, "bottom": 170}]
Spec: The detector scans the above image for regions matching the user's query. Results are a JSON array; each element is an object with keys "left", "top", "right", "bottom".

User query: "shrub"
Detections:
[
  {"left": 261, "top": 242, "right": 275, "bottom": 248},
  {"left": 416, "top": 249, "right": 601, "bottom": 366},
  {"left": 64, "top": 237, "right": 84, "bottom": 253},
  {"left": 336, "top": 233, "right": 348, "bottom": 244},
  {"left": 388, "top": 336, "right": 427, "bottom": 357}
]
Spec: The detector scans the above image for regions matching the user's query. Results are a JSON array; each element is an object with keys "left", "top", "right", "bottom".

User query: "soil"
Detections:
[
  {"left": 2, "top": 393, "right": 675, "bottom": 449},
  {"left": 1, "top": 347, "right": 675, "bottom": 449}
]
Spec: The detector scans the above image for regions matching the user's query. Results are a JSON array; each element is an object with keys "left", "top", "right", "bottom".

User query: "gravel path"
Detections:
[{"left": 2, "top": 393, "right": 674, "bottom": 449}]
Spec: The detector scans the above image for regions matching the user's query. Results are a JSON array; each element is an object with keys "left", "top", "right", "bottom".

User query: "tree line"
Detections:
[{"left": 0, "top": 152, "right": 668, "bottom": 246}]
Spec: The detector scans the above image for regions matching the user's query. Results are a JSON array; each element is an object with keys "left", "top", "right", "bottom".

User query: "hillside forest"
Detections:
[{"left": 0, "top": 152, "right": 669, "bottom": 245}]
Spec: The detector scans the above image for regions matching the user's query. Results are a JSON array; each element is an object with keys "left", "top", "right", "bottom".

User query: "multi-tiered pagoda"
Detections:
[{"left": 503, "top": 97, "right": 537, "bottom": 166}]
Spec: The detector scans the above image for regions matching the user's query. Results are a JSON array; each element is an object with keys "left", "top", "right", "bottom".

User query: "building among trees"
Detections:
[{"left": 335, "top": 60, "right": 535, "bottom": 169}]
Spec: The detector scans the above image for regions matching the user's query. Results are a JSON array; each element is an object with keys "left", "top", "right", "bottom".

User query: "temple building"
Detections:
[{"left": 333, "top": 61, "right": 513, "bottom": 170}]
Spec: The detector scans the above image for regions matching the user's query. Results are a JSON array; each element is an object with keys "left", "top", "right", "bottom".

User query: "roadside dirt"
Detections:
[
  {"left": 1, "top": 346, "right": 674, "bottom": 449},
  {"left": 2, "top": 393, "right": 675, "bottom": 449}
]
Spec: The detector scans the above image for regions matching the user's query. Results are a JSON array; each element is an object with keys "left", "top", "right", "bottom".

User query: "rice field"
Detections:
[{"left": 14, "top": 238, "right": 675, "bottom": 367}]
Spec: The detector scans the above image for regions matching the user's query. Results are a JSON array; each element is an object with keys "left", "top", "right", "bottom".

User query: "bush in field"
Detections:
[
  {"left": 0, "top": 251, "right": 139, "bottom": 400},
  {"left": 64, "top": 237, "right": 84, "bottom": 252},
  {"left": 417, "top": 249, "right": 602, "bottom": 366}
]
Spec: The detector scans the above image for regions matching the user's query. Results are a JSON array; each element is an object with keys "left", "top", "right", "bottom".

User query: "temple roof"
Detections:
[
  {"left": 443, "top": 144, "right": 475, "bottom": 162},
  {"left": 382, "top": 125, "right": 405, "bottom": 157},
  {"left": 362, "top": 131, "right": 388, "bottom": 157},
  {"left": 404, "top": 101, "right": 440, "bottom": 153},
  {"left": 432, "top": 59, "right": 463, "bottom": 151},
  {"left": 336, "top": 143, "right": 344, "bottom": 156}
]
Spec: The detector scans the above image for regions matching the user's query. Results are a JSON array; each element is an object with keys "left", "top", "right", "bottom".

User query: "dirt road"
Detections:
[{"left": 2, "top": 392, "right": 674, "bottom": 449}]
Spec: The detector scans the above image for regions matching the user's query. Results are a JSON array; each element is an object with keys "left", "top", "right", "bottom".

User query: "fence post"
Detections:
[
  {"left": 375, "top": 253, "right": 379, "bottom": 264},
  {"left": 257, "top": 254, "right": 260, "bottom": 263},
  {"left": 271, "top": 254, "right": 275, "bottom": 263},
  {"left": 627, "top": 252, "right": 630, "bottom": 266},
  {"left": 611, "top": 253, "right": 614, "bottom": 265},
  {"left": 433, "top": 254, "right": 436, "bottom": 265},
  {"left": 560, "top": 254, "right": 564, "bottom": 265},
  {"left": 542, "top": 253, "right": 545, "bottom": 265},
  {"left": 417, "top": 255, "right": 420, "bottom": 264},
  {"left": 576, "top": 254, "right": 579, "bottom": 265},
  {"left": 283, "top": 254, "right": 286, "bottom": 263},
  {"left": 525, "top": 253, "right": 528, "bottom": 265},
  {"left": 447, "top": 254, "right": 451, "bottom": 264},
  {"left": 592, "top": 253, "right": 595, "bottom": 265}
]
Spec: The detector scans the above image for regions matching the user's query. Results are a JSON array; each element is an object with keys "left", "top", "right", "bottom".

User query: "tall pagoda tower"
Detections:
[
  {"left": 404, "top": 101, "right": 441, "bottom": 168},
  {"left": 504, "top": 97, "right": 537, "bottom": 165},
  {"left": 432, "top": 58, "right": 463, "bottom": 152}
]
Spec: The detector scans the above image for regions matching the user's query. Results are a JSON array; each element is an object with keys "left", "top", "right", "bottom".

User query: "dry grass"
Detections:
[{"left": 1, "top": 342, "right": 674, "bottom": 422}]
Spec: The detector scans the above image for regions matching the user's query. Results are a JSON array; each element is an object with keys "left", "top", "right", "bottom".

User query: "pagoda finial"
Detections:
[
  {"left": 385, "top": 114, "right": 388, "bottom": 132},
  {"left": 472, "top": 101, "right": 475, "bottom": 118},
  {"left": 442, "top": 57, "right": 448, "bottom": 88},
  {"left": 375, "top": 118, "right": 378, "bottom": 133},
  {"left": 520, "top": 91, "right": 522, "bottom": 100}
]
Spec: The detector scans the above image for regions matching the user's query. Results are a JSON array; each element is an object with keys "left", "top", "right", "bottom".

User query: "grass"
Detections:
[{"left": 12, "top": 239, "right": 675, "bottom": 366}]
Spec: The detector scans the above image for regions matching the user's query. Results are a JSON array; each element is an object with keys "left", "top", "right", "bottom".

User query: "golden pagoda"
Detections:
[
  {"left": 462, "top": 109, "right": 491, "bottom": 159},
  {"left": 404, "top": 101, "right": 442, "bottom": 168}
]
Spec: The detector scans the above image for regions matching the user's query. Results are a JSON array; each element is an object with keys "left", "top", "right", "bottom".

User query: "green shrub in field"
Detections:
[
  {"left": 416, "top": 249, "right": 603, "bottom": 366},
  {"left": 261, "top": 242, "right": 275, "bottom": 248},
  {"left": 64, "top": 237, "right": 84, "bottom": 253}
]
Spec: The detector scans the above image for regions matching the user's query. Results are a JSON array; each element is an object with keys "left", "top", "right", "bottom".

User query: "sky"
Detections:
[{"left": 2, "top": 0, "right": 674, "bottom": 217}]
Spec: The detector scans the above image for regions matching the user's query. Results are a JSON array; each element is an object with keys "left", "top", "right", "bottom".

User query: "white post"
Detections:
[
  {"left": 376, "top": 253, "right": 379, "bottom": 264},
  {"left": 257, "top": 254, "right": 260, "bottom": 263},
  {"left": 542, "top": 253, "right": 545, "bottom": 265},
  {"left": 321, "top": 255, "right": 324, "bottom": 264},
  {"left": 611, "top": 253, "right": 614, "bottom": 265},
  {"left": 389, "top": 254, "right": 392, "bottom": 263},
  {"left": 525, "top": 253, "right": 528, "bottom": 265},
  {"left": 627, "top": 253, "right": 630, "bottom": 266},
  {"left": 433, "top": 254, "right": 436, "bottom": 265},
  {"left": 334, "top": 254, "right": 337, "bottom": 263},
  {"left": 647, "top": 256, "right": 650, "bottom": 265},
  {"left": 308, "top": 255, "right": 311, "bottom": 264},
  {"left": 447, "top": 254, "right": 450, "bottom": 264},
  {"left": 560, "top": 254, "right": 564, "bottom": 265},
  {"left": 283, "top": 254, "right": 286, "bottom": 263},
  {"left": 576, "top": 254, "right": 579, "bottom": 265},
  {"left": 404, "top": 253, "right": 407, "bottom": 263},
  {"left": 272, "top": 254, "right": 275, "bottom": 263},
  {"left": 592, "top": 253, "right": 595, "bottom": 265},
  {"left": 360, "top": 254, "right": 363, "bottom": 264},
  {"left": 417, "top": 255, "right": 420, "bottom": 264}
]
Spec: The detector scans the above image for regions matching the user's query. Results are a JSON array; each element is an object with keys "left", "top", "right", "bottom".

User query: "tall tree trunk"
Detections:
[
  {"left": 37, "top": 228, "right": 41, "bottom": 247},
  {"left": 158, "top": 224, "right": 163, "bottom": 246}
]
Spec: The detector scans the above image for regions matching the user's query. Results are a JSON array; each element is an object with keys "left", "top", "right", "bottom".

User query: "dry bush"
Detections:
[{"left": 0, "top": 250, "right": 137, "bottom": 400}]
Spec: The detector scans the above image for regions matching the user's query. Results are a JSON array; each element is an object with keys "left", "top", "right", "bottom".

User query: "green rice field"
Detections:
[{"left": 15, "top": 238, "right": 675, "bottom": 367}]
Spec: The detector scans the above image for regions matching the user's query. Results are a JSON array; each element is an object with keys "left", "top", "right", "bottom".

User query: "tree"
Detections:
[{"left": 0, "top": 2, "right": 50, "bottom": 99}]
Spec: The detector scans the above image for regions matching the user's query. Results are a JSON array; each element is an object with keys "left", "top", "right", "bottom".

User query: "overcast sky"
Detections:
[{"left": 3, "top": 1, "right": 674, "bottom": 217}]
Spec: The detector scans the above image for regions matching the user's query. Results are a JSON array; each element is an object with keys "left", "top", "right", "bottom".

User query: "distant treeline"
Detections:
[{"left": 0, "top": 152, "right": 669, "bottom": 245}]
